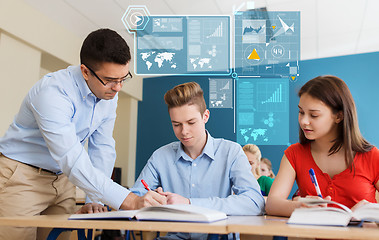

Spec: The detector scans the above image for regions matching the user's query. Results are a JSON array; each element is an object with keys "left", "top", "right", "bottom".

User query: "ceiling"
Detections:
[{"left": 22, "top": 0, "right": 379, "bottom": 61}]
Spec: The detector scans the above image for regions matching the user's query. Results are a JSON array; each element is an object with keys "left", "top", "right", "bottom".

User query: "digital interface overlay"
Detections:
[
  {"left": 236, "top": 78, "right": 289, "bottom": 145},
  {"left": 136, "top": 16, "right": 231, "bottom": 75},
  {"left": 235, "top": 11, "right": 300, "bottom": 78},
  {"left": 209, "top": 78, "right": 233, "bottom": 109}
]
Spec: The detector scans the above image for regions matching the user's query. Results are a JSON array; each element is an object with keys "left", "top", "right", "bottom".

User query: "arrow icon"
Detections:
[{"left": 134, "top": 15, "right": 142, "bottom": 25}]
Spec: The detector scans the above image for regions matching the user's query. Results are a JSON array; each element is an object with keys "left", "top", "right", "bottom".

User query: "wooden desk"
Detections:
[
  {"left": 227, "top": 216, "right": 379, "bottom": 240},
  {"left": 0, "top": 215, "right": 378, "bottom": 240},
  {"left": 0, "top": 214, "right": 228, "bottom": 235}
]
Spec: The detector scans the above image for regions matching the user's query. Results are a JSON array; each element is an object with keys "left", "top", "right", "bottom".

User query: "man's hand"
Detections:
[
  {"left": 156, "top": 188, "right": 189, "bottom": 205},
  {"left": 120, "top": 191, "right": 167, "bottom": 210},
  {"left": 75, "top": 203, "right": 108, "bottom": 214}
]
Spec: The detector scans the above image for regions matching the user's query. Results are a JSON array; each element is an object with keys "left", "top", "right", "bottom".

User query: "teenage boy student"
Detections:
[
  {"left": 130, "top": 82, "right": 265, "bottom": 239},
  {"left": 0, "top": 29, "right": 166, "bottom": 240}
]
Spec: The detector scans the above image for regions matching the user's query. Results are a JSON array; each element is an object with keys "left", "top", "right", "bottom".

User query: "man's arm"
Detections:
[
  {"left": 86, "top": 100, "right": 118, "bottom": 205},
  {"left": 77, "top": 191, "right": 168, "bottom": 213},
  {"left": 29, "top": 87, "right": 129, "bottom": 210}
]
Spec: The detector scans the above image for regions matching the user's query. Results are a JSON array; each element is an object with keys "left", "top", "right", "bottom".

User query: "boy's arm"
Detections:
[
  {"left": 129, "top": 155, "right": 162, "bottom": 196},
  {"left": 190, "top": 147, "right": 265, "bottom": 215}
]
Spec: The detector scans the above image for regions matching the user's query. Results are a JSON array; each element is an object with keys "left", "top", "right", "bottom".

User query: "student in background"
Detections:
[
  {"left": 266, "top": 75, "right": 379, "bottom": 217},
  {"left": 243, "top": 144, "right": 274, "bottom": 196},
  {"left": 243, "top": 144, "right": 261, "bottom": 178},
  {"left": 131, "top": 82, "right": 264, "bottom": 239},
  {"left": 260, "top": 157, "right": 275, "bottom": 178},
  {"left": 0, "top": 29, "right": 166, "bottom": 240}
]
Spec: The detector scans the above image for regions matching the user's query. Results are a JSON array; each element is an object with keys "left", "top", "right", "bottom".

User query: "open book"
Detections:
[
  {"left": 287, "top": 198, "right": 379, "bottom": 226},
  {"left": 69, "top": 204, "right": 227, "bottom": 223}
]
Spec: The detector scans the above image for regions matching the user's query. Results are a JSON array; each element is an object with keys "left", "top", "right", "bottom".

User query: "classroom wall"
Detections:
[
  {"left": 299, "top": 52, "right": 379, "bottom": 148},
  {"left": 114, "top": 93, "right": 139, "bottom": 187},
  {"left": 136, "top": 51, "right": 379, "bottom": 196},
  {"left": 0, "top": 32, "right": 41, "bottom": 136}
]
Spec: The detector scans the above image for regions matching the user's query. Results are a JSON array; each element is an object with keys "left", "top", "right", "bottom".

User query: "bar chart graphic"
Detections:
[
  {"left": 206, "top": 21, "right": 223, "bottom": 38},
  {"left": 257, "top": 82, "right": 286, "bottom": 112},
  {"left": 236, "top": 78, "right": 289, "bottom": 145},
  {"left": 261, "top": 84, "right": 282, "bottom": 103}
]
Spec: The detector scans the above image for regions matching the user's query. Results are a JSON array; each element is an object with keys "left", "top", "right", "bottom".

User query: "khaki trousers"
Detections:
[{"left": 0, "top": 154, "right": 76, "bottom": 240}]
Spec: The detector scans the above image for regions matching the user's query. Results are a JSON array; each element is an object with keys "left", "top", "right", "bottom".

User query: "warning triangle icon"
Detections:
[{"left": 248, "top": 49, "right": 260, "bottom": 60}]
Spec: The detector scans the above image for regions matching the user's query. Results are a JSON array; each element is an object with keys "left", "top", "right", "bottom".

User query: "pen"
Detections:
[
  {"left": 309, "top": 168, "right": 323, "bottom": 198},
  {"left": 141, "top": 179, "right": 150, "bottom": 191}
]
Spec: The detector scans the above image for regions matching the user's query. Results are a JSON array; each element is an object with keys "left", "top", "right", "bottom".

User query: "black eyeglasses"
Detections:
[{"left": 86, "top": 65, "right": 132, "bottom": 87}]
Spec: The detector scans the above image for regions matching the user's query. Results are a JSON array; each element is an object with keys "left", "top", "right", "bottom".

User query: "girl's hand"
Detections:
[
  {"left": 294, "top": 195, "right": 331, "bottom": 208},
  {"left": 351, "top": 199, "right": 369, "bottom": 212}
]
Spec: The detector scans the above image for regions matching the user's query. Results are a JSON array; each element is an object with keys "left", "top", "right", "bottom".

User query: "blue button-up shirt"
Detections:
[
  {"left": 130, "top": 132, "right": 265, "bottom": 215},
  {"left": 0, "top": 65, "right": 129, "bottom": 209}
]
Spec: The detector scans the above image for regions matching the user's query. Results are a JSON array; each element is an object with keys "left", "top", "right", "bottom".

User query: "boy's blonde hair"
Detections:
[{"left": 164, "top": 82, "right": 206, "bottom": 114}]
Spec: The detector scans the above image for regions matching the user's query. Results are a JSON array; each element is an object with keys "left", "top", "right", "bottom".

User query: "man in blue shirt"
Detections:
[
  {"left": 0, "top": 29, "right": 166, "bottom": 240},
  {"left": 130, "top": 82, "right": 265, "bottom": 239}
]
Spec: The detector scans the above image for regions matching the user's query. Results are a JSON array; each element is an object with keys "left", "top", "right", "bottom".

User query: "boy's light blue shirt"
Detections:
[
  {"left": 0, "top": 65, "right": 129, "bottom": 209},
  {"left": 131, "top": 132, "right": 265, "bottom": 215}
]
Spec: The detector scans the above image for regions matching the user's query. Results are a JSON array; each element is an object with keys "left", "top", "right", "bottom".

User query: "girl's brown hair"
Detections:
[{"left": 298, "top": 75, "right": 373, "bottom": 169}]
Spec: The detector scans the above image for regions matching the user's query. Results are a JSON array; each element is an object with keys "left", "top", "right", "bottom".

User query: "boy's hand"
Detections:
[
  {"left": 155, "top": 187, "right": 189, "bottom": 204},
  {"left": 120, "top": 192, "right": 167, "bottom": 210}
]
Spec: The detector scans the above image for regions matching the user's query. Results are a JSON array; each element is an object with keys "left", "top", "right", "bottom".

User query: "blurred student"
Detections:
[
  {"left": 266, "top": 75, "right": 379, "bottom": 217},
  {"left": 243, "top": 144, "right": 273, "bottom": 196},
  {"left": 131, "top": 82, "right": 264, "bottom": 239},
  {"left": 243, "top": 144, "right": 261, "bottom": 178},
  {"left": 260, "top": 157, "right": 275, "bottom": 178}
]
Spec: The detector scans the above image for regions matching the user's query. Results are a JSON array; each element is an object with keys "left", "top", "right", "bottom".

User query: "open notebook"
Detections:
[
  {"left": 288, "top": 198, "right": 379, "bottom": 226},
  {"left": 69, "top": 204, "right": 227, "bottom": 223}
]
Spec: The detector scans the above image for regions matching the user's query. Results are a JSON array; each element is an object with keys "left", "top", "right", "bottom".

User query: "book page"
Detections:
[
  {"left": 352, "top": 203, "right": 379, "bottom": 222},
  {"left": 297, "top": 198, "right": 352, "bottom": 213},
  {"left": 69, "top": 210, "right": 138, "bottom": 220},
  {"left": 135, "top": 204, "right": 227, "bottom": 223},
  {"left": 288, "top": 207, "right": 352, "bottom": 226}
]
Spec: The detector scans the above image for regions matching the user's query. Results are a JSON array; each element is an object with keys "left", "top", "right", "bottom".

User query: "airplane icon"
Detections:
[
  {"left": 278, "top": 16, "right": 294, "bottom": 32},
  {"left": 272, "top": 16, "right": 294, "bottom": 38}
]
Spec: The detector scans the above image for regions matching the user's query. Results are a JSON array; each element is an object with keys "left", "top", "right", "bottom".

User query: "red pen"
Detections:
[{"left": 141, "top": 179, "right": 150, "bottom": 191}]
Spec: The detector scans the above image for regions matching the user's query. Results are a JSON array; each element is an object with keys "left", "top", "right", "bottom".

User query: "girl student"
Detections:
[
  {"left": 260, "top": 157, "right": 275, "bottom": 178},
  {"left": 243, "top": 144, "right": 274, "bottom": 196},
  {"left": 266, "top": 75, "right": 379, "bottom": 216}
]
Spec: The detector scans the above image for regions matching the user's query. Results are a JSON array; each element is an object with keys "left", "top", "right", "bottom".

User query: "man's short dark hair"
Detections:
[{"left": 80, "top": 29, "right": 131, "bottom": 70}]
